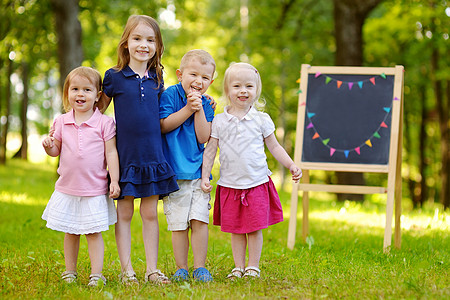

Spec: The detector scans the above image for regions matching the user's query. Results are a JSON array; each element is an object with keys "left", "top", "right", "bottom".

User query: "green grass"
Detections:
[{"left": 1, "top": 160, "right": 449, "bottom": 299}]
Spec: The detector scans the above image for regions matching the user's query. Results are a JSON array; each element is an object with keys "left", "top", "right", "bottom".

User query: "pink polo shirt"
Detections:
[{"left": 53, "top": 108, "right": 116, "bottom": 196}]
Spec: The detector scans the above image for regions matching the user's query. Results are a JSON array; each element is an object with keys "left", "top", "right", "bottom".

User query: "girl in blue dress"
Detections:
[{"left": 101, "top": 15, "right": 178, "bottom": 285}]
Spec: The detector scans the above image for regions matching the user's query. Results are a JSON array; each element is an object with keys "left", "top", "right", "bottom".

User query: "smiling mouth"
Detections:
[
  {"left": 76, "top": 100, "right": 86, "bottom": 104},
  {"left": 190, "top": 86, "right": 201, "bottom": 93}
]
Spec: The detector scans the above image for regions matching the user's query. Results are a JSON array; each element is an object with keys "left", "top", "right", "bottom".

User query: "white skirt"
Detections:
[{"left": 42, "top": 190, "right": 117, "bottom": 235}]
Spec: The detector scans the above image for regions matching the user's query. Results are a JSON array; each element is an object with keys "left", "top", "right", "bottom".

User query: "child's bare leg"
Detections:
[
  {"left": 140, "top": 195, "right": 159, "bottom": 272},
  {"left": 86, "top": 232, "right": 104, "bottom": 274},
  {"left": 64, "top": 233, "right": 80, "bottom": 272},
  {"left": 115, "top": 196, "right": 135, "bottom": 272},
  {"left": 191, "top": 220, "right": 208, "bottom": 269},
  {"left": 172, "top": 229, "right": 189, "bottom": 270},
  {"left": 230, "top": 233, "right": 246, "bottom": 269},
  {"left": 247, "top": 230, "right": 263, "bottom": 268}
]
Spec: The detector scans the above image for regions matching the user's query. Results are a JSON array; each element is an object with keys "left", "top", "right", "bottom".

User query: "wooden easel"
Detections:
[{"left": 287, "top": 65, "right": 404, "bottom": 252}]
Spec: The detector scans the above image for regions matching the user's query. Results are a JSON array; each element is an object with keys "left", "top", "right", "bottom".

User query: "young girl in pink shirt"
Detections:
[
  {"left": 201, "top": 63, "right": 302, "bottom": 279},
  {"left": 42, "top": 66, "right": 120, "bottom": 287}
]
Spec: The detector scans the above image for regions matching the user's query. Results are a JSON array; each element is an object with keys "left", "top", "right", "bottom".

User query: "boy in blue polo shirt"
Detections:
[{"left": 159, "top": 49, "right": 215, "bottom": 282}]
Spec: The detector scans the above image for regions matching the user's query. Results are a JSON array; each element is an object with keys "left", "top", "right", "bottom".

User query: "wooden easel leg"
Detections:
[
  {"left": 302, "top": 170, "right": 310, "bottom": 241},
  {"left": 287, "top": 182, "right": 299, "bottom": 250},
  {"left": 383, "top": 192, "right": 394, "bottom": 253}
]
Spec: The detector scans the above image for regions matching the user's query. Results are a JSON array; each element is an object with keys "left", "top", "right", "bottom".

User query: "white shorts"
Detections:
[{"left": 163, "top": 179, "right": 211, "bottom": 231}]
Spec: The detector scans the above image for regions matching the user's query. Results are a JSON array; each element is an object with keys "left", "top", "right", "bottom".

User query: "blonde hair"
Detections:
[
  {"left": 62, "top": 66, "right": 103, "bottom": 112},
  {"left": 115, "top": 15, "right": 164, "bottom": 87},
  {"left": 180, "top": 49, "right": 216, "bottom": 75},
  {"left": 223, "top": 62, "right": 265, "bottom": 110}
]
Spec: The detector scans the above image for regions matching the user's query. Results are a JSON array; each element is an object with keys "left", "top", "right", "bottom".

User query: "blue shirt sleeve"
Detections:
[
  {"left": 159, "top": 87, "right": 177, "bottom": 119},
  {"left": 202, "top": 96, "right": 215, "bottom": 122},
  {"left": 102, "top": 69, "right": 114, "bottom": 98}
]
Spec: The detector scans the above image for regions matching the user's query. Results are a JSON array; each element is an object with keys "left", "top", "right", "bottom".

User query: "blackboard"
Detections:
[
  {"left": 288, "top": 65, "right": 404, "bottom": 252},
  {"left": 302, "top": 73, "right": 395, "bottom": 165}
]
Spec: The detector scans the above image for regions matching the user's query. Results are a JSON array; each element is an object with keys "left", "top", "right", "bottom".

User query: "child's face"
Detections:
[
  {"left": 176, "top": 58, "right": 214, "bottom": 96},
  {"left": 127, "top": 22, "right": 157, "bottom": 66},
  {"left": 68, "top": 75, "right": 100, "bottom": 113},
  {"left": 227, "top": 68, "right": 258, "bottom": 111}
]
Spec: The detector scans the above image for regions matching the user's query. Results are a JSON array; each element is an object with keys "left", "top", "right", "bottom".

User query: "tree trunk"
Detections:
[
  {"left": 333, "top": 0, "right": 383, "bottom": 201},
  {"left": 418, "top": 83, "right": 428, "bottom": 206},
  {"left": 0, "top": 55, "right": 13, "bottom": 164},
  {"left": 50, "top": 0, "right": 83, "bottom": 94},
  {"left": 12, "top": 63, "right": 29, "bottom": 160}
]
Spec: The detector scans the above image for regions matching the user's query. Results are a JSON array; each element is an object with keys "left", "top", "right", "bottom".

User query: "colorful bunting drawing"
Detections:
[
  {"left": 305, "top": 101, "right": 392, "bottom": 158},
  {"left": 314, "top": 72, "right": 387, "bottom": 90}
]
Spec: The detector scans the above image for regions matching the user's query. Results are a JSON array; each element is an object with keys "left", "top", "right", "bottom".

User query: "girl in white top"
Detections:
[
  {"left": 42, "top": 66, "right": 120, "bottom": 286},
  {"left": 201, "top": 62, "right": 302, "bottom": 279}
]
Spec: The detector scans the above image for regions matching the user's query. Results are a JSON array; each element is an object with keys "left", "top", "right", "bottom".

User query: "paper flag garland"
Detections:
[
  {"left": 305, "top": 101, "right": 392, "bottom": 158},
  {"left": 313, "top": 72, "right": 387, "bottom": 91}
]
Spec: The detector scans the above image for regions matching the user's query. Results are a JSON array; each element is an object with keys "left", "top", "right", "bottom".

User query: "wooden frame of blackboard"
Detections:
[{"left": 287, "top": 64, "right": 404, "bottom": 252}]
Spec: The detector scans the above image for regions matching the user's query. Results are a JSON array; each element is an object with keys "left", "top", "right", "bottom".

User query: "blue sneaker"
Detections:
[
  {"left": 192, "top": 267, "right": 213, "bottom": 282},
  {"left": 172, "top": 268, "right": 189, "bottom": 282}
]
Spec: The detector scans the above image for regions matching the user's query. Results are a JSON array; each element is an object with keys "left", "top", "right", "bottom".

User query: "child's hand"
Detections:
[
  {"left": 200, "top": 178, "right": 212, "bottom": 193},
  {"left": 109, "top": 182, "right": 121, "bottom": 199},
  {"left": 42, "top": 136, "right": 55, "bottom": 149},
  {"left": 204, "top": 94, "right": 216, "bottom": 111},
  {"left": 186, "top": 91, "right": 203, "bottom": 112},
  {"left": 290, "top": 164, "right": 302, "bottom": 183}
]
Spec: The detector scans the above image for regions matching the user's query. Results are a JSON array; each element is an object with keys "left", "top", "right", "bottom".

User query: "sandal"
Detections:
[
  {"left": 121, "top": 270, "right": 139, "bottom": 285},
  {"left": 226, "top": 267, "right": 244, "bottom": 280},
  {"left": 61, "top": 271, "right": 77, "bottom": 283},
  {"left": 192, "top": 267, "right": 213, "bottom": 282},
  {"left": 172, "top": 268, "right": 189, "bottom": 282},
  {"left": 87, "top": 273, "right": 106, "bottom": 287},
  {"left": 145, "top": 269, "right": 170, "bottom": 284},
  {"left": 243, "top": 266, "right": 260, "bottom": 278}
]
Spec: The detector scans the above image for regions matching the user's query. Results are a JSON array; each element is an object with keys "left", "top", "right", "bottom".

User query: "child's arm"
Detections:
[
  {"left": 98, "top": 93, "right": 112, "bottom": 114},
  {"left": 194, "top": 107, "right": 211, "bottom": 144},
  {"left": 264, "top": 133, "right": 302, "bottom": 182},
  {"left": 105, "top": 137, "right": 121, "bottom": 198},
  {"left": 160, "top": 91, "right": 203, "bottom": 133},
  {"left": 42, "top": 136, "right": 61, "bottom": 157},
  {"left": 200, "top": 137, "right": 218, "bottom": 193}
]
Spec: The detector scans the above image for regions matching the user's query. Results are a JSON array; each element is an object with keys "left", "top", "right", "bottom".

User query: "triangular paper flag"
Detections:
[
  {"left": 296, "top": 78, "right": 301, "bottom": 83},
  {"left": 370, "top": 77, "right": 376, "bottom": 85},
  {"left": 325, "top": 77, "right": 332, "bottom": 84},
  {"left": 337, "top": 81, "right": 343, "bottom": 89},
  {"left": 383, "top": 107, "right": 391, "bottom": 113},
  {"left": 312, "top": 132, "right": 320, "bottom": 139},
  {"left": 358, "top": 81, "right": 363, "bottom": 89},
  {"left": 297, "top": 89, "right": 302, "bottom": 94},
  {"left": 322, "top": 138, "right": 330, "bottom": 145},
  {"left": 307, "top": 122, "right": 314, "bottom": 129},
  {"left": 394, "top": 96, "right": 400, "bottom": 101},
  {"left": 380, "top": 73, "right": 386, "bottom": 79},
  {"left": 355, "top": 147, "right": 360, "bottom": 155},
  {"left": 330, "top": 148, "right": 336, "bottom": 156},
  {"left": 348, "top": 82, "right": 353, "bottom": 90},
  {"left": 300, "top": 102, "right": 306, "bottom": 106},
  {"left": 315, "top": 72, "right": 321, "bottom": 78},
  {"left": 344, "top": 150, "right": 349, "bottom": 158},
  {"left": 307, "top": 112, "right": 316, "bottom": 118},
  {"left": 374, "top": 132, "right": 381, "bottom": 138},
  {"left": 380, "top": 121, "right": 388, "bottom": 128},
  {"left": 365, "top": 140, "right": 372, "bottom": 147}
]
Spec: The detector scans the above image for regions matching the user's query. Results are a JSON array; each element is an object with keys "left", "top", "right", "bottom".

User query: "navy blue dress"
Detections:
[{"left": 103, "top": 66, "right": 178, "bottom": 199}]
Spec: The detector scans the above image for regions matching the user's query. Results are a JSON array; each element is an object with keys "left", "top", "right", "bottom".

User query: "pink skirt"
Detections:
[{"left": 213, "top": 177, "right": 283, "bottom": 234}]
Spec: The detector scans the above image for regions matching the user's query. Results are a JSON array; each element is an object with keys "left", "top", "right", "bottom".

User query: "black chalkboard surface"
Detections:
[{"left": 301, "top": 73, "right": 395, "bottom": 165}]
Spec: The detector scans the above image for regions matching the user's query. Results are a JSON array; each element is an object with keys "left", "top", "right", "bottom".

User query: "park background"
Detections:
[{"left": 0, "top": 0, "right": 449, "bottom": 299}]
